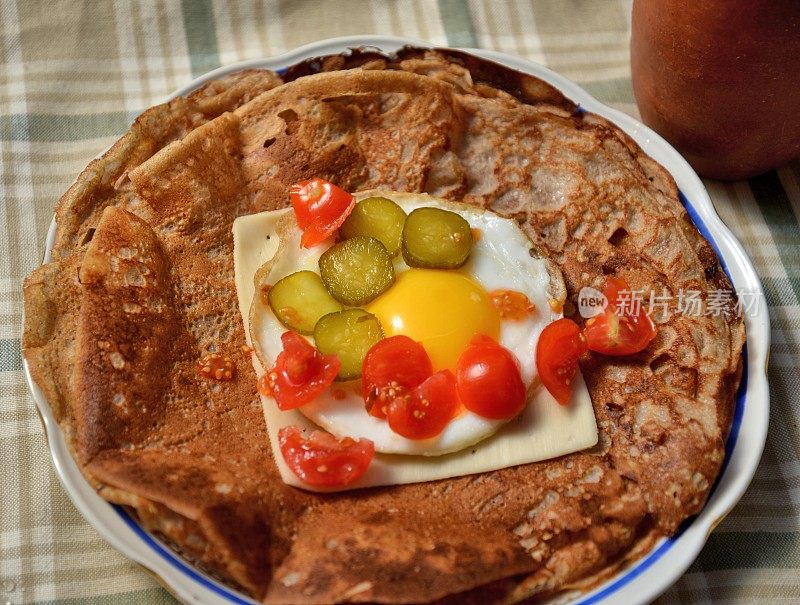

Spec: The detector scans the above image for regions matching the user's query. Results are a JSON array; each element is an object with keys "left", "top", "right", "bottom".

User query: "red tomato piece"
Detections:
[
  {"left": 361, "top": 335, "right": 433, "bottom": 419},
  {"left": 455, "top": 335, "right": 526, "bottom": 420},
  {"left": 257, "top": 331, "right": 340, "bottom": 410},
  {"left": 196, "top": 353, "right": 235, "bottom": 381},
  {"left": 278, "top": 426, "right": 374, "bottom": 488},
  {"left": 536, "top": 318, "right": 587, "bottom": 405},
  {"left": 386, "top": 370, "right": 459, "bottom": 440},
  {"left": 601, "top": 276, "right": 628, "bottom": 306},
  {"left": 584, "top": 277, "right": 657, "bottom": 356},
  {"left": 289, "top": 178, "right": 355, "bottom": 248},
  {"left": 489, "top": 289, "right": 536, "bottom": 320}
]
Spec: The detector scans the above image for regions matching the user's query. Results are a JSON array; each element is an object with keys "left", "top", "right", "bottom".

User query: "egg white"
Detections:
[{"left": 250, "top": 192, "right": 564, "bottom": 456}]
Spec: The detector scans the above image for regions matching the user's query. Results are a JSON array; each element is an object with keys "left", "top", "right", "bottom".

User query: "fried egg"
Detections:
[{"left": 246, "top": 191, "right": 570, "bottom": 456}]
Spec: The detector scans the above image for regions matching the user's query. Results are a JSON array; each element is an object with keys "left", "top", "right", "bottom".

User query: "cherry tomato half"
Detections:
[
  {"left": 536, "top": 318, "right": 587, "bottom": 405},
  {"left": 278, "top": 425, "right": 374, "bottom": 488},
  {"left": 601, "top": 276, "right": 628, "bottom": 306},
  {"left": 362, "top": 335, "right": 433, "bottom": 419},
  {"left": 455, "top": 335, "right": 526, "bottom": 420},
  {"left": 289, "top": 178, "right": 355, "bottom": 248},
  {"left": 584, "top": 277, "right": 657, "bottom": 356},
  {"left": 386, "top": 370, "right": 459, "bottom": 440},
  {"left": 257, "top": 331, "right": 340, "bottom": 410}
]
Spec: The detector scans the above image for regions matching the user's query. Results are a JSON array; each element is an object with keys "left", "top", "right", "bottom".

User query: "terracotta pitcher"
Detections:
[{"left": 631, "top": 0, "right": 800, "bottom": 180}]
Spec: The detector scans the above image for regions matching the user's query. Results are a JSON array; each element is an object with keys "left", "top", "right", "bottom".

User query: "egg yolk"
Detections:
[{"left": 367, "top": 269, "right": 501, "bottom": 371}]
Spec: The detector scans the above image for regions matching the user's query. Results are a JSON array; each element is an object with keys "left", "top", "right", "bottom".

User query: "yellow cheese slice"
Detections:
[{"left": 233, "top": 210, "right": 598, "bottom": 492}]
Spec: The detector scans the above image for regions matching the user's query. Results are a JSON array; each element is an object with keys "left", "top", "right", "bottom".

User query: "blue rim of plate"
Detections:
[{"left": 108, "top": 188, "right": 749, "bottom": 605}]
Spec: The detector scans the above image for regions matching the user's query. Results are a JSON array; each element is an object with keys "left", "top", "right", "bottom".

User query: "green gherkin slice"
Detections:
[
  {"left": 314, "top": 309, "right": 384, "bottom": 380},
  {"left": 318, "top": 236, "right": 395, "bottom": 306},
  {"left": 340, "top": 196, "right": 407, "bottom": 256},
  {"left": 267, "top": 270, "right": 343, "bottom": 334},
  {"left": 402, "top": 207, "right": 473, "bottom": 269}
]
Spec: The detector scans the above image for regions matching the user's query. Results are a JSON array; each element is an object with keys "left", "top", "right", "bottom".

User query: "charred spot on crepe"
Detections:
[{"left": 22, "top": 47, "right": 744, "bottom": 604}]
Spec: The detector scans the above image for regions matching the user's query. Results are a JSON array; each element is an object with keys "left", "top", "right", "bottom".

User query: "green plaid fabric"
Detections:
[{"left": 1, "top": 1, "right": 797, "bottom": 603}]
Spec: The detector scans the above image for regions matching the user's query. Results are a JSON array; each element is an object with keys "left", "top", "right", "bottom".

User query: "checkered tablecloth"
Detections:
[{"left": 1, "top": 1, "right": 797, "bottom": 603}]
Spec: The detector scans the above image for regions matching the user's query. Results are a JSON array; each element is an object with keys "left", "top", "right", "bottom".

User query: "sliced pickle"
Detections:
[
  {"left": 319, "top": 236, "right": 395, "bottom": 306},
  {"left": 314, "top": 309, "right": 384, "bottom": 380},
  {"left": 267, "top": 270, "right": 343, "bottom": 334},
  {"left": 340, "top": 196, "right": 407, "bottom": 256},
  {"left": 402, "top": 207, "right": 473, "bottom": 269}
]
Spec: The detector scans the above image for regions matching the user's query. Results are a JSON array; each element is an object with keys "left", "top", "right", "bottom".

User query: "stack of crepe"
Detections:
[{"left": 23, "top": 48, "right": 744, "bottom": 604}]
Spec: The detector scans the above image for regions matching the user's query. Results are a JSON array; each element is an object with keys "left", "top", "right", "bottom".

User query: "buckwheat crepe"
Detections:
[{"left": 23, "top": 48, "right": 744, "bottom": 604}]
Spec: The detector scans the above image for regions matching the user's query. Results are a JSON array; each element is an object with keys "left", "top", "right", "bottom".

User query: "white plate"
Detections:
[{"left": 24, "top": 35, "right": 770, "bottom": 605}]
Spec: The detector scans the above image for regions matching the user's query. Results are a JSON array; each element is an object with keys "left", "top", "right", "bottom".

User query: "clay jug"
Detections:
[{"left": 631, "top": 0, "right": 800, "bottom": 180}]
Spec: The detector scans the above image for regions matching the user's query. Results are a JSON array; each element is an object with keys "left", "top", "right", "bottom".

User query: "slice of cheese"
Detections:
[{"left": 233, "top": 210, "right": 598, "bottom": 492}]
